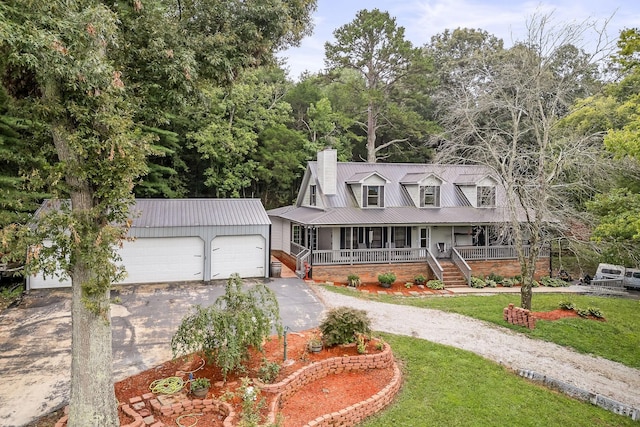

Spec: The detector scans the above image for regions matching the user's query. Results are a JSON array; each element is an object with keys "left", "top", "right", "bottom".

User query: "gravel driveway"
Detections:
[{"left": 312, "top": 284, "right": 640, "bottom": 410}]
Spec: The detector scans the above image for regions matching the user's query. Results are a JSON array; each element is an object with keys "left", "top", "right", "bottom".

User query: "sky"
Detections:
[{"left": 277, "top": 0, "right": 640, "bottom": 80}]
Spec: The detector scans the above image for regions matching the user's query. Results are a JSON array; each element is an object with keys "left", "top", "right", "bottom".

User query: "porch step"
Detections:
[{"left": 439, "top": 260, "right": 469, "bottom": 288}]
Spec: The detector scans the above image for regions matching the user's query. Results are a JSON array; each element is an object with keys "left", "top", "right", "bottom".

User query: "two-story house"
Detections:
[{"left": 268, "top": 149, "right": 549, "bottom": 286}]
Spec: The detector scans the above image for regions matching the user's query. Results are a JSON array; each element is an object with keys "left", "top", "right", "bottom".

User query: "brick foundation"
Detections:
[
  {"left": 467, "top": 258, "right": 549, "bottom": 281},
  {"left": 311, "top": 263, "right": 433, "bottom": 285},
  {"left": 257, "top": 343, "right": 402, "bottom": 427},
  {"left": 503, "top": 303, "right": 537, "bottom": 329}
]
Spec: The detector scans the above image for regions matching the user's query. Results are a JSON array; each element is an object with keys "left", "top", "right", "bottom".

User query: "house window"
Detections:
[
  {"left": 363, "top": 185, "right": 384, "bottom": 207},
  {"left": 477, "top": 186, "right": 496, "bottom": 207},
  {"left": 391, "top": 227, "right": 411, "bottom": 248},
  {"left": 420, "top": 185, "right": 440, "bottom": 207},
  {"left": 309, "top": 185, "right": 317, "bottom": 206},
  {"left": 292, "top": 224, "right": 302, "bottom": 245}
]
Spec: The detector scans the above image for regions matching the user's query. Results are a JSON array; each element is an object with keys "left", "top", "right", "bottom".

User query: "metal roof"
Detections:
[
  {"left": 268, "top": 161, "right": 524, "bottom": 226},
  {"left": 36, "top": 198, "right": 271, "bottom": 228},
  {"left": 130, "top": 199, "right": 270, "bottom": 227}
]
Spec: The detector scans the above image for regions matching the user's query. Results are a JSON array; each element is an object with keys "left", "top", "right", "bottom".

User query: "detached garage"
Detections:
[{"left": 27, "top": 199, "right": 271, "bottom": 289}]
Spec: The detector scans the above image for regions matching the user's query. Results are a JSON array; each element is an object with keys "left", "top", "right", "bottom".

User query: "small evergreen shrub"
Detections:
[
  {"left": 426, "top": 279, "right": 445, "bottom": 290},
  {"left": 319, "top": 306, "right": 372, "bottom": 347}
]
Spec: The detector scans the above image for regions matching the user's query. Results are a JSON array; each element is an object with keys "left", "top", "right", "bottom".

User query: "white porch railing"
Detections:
[
  {"left": 311, "top": 247, "right": 428, "bottom": 265},
  {"left": 455, "top": 245, "right": 549, "bottom": 260},
  {"left": 426, "top": 251, "right": 443, "bottom": 281}
]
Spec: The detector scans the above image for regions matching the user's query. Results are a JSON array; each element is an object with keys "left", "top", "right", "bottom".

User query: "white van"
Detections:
[
  {"left": 623, "top": 268, "right": 640, "bottom": 290},
  {"left": 593, "top": 263, "right": 640, "bottom": 290},
  {"left": 593, "top": 263, "right": 625, "bottom": 281}
]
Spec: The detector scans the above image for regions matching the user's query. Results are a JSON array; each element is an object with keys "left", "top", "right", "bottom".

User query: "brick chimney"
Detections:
[{"left": 317, "top": 148, "right": 337, "bottom": 195}]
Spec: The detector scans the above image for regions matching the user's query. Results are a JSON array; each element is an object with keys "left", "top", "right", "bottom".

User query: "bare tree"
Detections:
[{"left": 434, "top": 13, "right": 614, "bottom": 309}]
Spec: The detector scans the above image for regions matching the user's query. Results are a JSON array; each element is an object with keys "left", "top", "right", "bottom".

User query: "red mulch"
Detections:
[
  {"left": 337, "top": 282, "right": 451, "bottom": 296},
  {"left": 531, "top": 308, "right": 605, "bottom": 322},
  {"left": 32, "top": 329, "right": 391, "bottom": 427}
]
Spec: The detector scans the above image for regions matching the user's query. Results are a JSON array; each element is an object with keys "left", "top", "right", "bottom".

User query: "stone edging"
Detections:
[
  {"left": 54, "top": 392, "right": 235, "bottom": 427},
  {"left": 257, "top": 342, "right": 402, "bottom": 426}
]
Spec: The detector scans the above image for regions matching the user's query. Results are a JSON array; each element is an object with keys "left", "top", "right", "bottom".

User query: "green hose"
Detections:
[
  {"left": 149, "top": 376, "right": 185, "bottom": 394},
  {"left": 176, "top": 413, "right": 203, "bottom": 427}
]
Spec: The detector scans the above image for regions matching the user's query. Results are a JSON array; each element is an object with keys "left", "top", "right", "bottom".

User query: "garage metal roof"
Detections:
[
  {"left": 35, "top": 198, "right": 271, "bottom": 228},
  {"left": 130, "top": 199, "right": 270, "bottom": 228}
]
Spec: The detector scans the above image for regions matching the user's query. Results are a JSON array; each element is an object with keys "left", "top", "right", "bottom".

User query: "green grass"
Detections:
[
  {"left": 326, "top": 286, "right": 640, "bottom": 369},
  {"left": 361, "top": 334, "right": 637, "bottom": 427}
]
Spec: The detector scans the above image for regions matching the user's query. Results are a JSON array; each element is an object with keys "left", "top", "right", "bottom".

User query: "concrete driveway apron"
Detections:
[{"left": 0, "top": 278, "right": 324, "bottom": 427}]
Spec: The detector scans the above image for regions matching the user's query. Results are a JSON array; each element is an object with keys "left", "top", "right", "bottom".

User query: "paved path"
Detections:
[{"left": 311, "top": 284, "right": 640, "bottom": 411}]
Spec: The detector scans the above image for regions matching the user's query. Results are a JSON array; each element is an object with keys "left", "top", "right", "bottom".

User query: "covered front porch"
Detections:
[{"left": 289, "top": 223, "right": 549, "bottom": 285}]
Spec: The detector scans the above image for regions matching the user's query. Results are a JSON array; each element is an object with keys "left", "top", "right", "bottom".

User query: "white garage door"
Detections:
[
  {"left": 211, "top": 235, "right": 265, "bottom": 279},
  {"left": 117, "top": 237, "right": 204, "bottom": 284}
]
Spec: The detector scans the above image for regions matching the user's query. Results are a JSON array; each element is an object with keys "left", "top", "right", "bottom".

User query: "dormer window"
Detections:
[
  {"left": 477, "top": 186, "right": 496, "bottom": 207},
  {"left": 309, "top": 185, "right": 317, "bottom": 206},
  {"left": 420, "top": 185, "right": 440, "bottom": 207},
  {"left": 363, "top": 185, "right": 384, "bottom": 207}
]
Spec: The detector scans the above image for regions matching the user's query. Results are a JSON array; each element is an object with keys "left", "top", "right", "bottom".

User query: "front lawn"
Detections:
[{"left": 362, "top": 334, "right": 637, "bottom": 427}]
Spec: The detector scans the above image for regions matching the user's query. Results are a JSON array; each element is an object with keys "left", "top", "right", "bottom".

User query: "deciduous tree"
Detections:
[{"left": 435, "top": 13, "right": 611, "bottom": 309}]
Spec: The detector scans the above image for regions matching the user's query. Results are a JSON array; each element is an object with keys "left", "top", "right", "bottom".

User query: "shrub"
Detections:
[
  {"left": 413, "top": 274, "right": 427, "bottom": 286},
  {"left": 486, "top": 272, "right": 504, "bottom": 283},
  {"left": 319, "top": 306, "right": 372, "bottom": 347},
  {"left": 485, "top": 279, "right": 497, "bottom": 288},
  {"left": 540, "top": 276, "right": 569, "bottom": 287},
  {"left": 257, "top": 358, "right": 280, "bottom": 384},
  {"left": 470, "top": 276, "right": 486, "bottom": 288},
  {"left": 558, "top": 300, "right": 575, "bottom": 310},
  {"left": 582, "top": 307, "right": 604, "bottom": 318},
  {"left": 356, "top": 333, "right": 367, "bottom": 354},
  {"left": 191, "top": 377, "right": 210, "bottom": 390},
  {"left": 501, "top": 278, "right": 516, "bottom": 287},
  {"left": 347, "top": 273, "right": 361, "bottom": 287},
  {"left": 426, "top": 279, "right": 445, "bottom": 290},
  {"left": 171, "top": 274, "right": 282, "bottom": 380},
  {"left": 378, "top": 272, "right": 396, "bottom": 286}
]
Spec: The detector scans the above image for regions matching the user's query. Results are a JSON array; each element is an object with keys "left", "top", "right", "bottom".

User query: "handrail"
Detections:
[
  {"left": 451, "top": 247, "right": 472, "bottom": 286},
  {"left": 426, "top": 250, "right": 444, "bottom": 281},
  {"left": 296, "top": 248, "right": 311, "bottom": 276}
]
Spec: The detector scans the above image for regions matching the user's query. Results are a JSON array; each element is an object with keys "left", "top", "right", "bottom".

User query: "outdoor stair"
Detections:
[{"left": 439, "top": 260, "right": 469, "bottom": 288}]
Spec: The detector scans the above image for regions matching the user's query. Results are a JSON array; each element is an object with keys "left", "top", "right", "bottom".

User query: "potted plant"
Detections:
[
  {"left": 347, "top": 273, "right": 361, "bottom": 287},
  {"left": 377, "top": 272, "right": 396, "bottom": 288},
  {"left": 307, "top": 334, "right": 323, "bottom": 353},
  {"left": 190, "top": 377, "right": 211, "bottom": 398}
]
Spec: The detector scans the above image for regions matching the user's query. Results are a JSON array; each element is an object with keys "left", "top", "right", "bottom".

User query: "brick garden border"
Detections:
[
  {"left": 55, "top": 393, "right": 235, "bottom": 427},
  {"left": 56, "top": 343, "right": 401, "bottom": 427},
  {"left": 257, "top": 342, "right": 402, "bottom": 427}
]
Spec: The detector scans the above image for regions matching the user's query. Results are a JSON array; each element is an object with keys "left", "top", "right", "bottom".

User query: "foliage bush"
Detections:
[
  {"left": 191, "top": 377, "right": 210, "bottom": 390},
  {"left": 486, "top": 272, "right": 504, "bottom": 283},
  {"left": 426, "top": 279, "right": 445, "bottom": 290},
  {"left": 319, "top": 306, "right": 372, "bottom": 347},
  {"left": 540, "top": 276, "right": 569, "bottom": 287},
  {"left": 485, "top": 279, "right": 497, "bottom": 288},
  {"left": 470, "top": 276, "right": 486, "bottom": 288},
  {"left": 171, "top": 274, "right": 282, "bottom": 379},
  {"left": 558, "top": 300, "right": 576, "bottom": 310},
  {"left": 257, "top": 358, "right": 281, "bottom": 384},
  {"left": 413, "top": 274, "right": 427, "bottom": 286},
  {"left": 346, "top": 273, "right": 361, "bottom": 287},
  {"left": 378, "top": 272, "right": 396, "bottom": 286},
  {"left": 501, "top": 278, "right": 516, "bottom": 287}
]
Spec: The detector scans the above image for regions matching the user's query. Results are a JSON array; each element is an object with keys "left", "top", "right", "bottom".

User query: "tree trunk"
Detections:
[
  {"left": 68, "top": 267, "right": 118, "bottom": 426},
  {"left": 367, "top": 101, "right": 377, "bottom": 163},
  {"left": 48, "top": 118, "right": 118, "bottom": 426}
]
